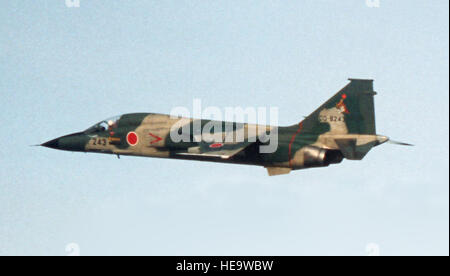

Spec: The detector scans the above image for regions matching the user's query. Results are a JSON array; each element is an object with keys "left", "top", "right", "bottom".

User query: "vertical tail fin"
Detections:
[{"left": 301, "top": 79, "right": 377, "bottom": 135}]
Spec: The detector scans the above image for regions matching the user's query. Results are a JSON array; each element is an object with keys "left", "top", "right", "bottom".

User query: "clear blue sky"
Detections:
[{"left": 0, "top": 0, "right": 448, "bottom": 256}]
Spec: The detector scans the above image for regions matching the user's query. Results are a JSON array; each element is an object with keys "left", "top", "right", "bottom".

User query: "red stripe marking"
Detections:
[
  {"left": 288, "top": 122, "right": 303, "bottom": 168},
  {"left": 209, "top": 143, "right": 224, "bottom": 149},
  {"left": 149, "top": 133, "right": 162, "bottom": 144}
]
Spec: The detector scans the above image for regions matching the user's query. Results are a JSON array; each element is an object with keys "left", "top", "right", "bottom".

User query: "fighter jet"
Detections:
[{"left": 41, "top": 79, "right": 411, "bottom": 176}]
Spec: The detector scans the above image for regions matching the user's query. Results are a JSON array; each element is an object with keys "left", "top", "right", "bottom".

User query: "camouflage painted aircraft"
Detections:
[{"left": 41, "top": 79, "right": 411, "bottom": 176}]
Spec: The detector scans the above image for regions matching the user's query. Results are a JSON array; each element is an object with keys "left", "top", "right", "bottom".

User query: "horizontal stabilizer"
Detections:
[{"left": 335, "top": 138, "right": 377, "bottom": 160}]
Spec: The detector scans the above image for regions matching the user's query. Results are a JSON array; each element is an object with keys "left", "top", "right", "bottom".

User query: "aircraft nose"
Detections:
[
  {"left": 41, "top": 132, "right": 89, "bottom": 152},
  {"left": 41, "top": 138, "right": 59, "bottom": 149}
]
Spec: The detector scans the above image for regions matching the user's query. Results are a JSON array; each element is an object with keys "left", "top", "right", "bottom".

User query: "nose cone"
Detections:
[
  {"left": 41, "top": 138, "right": 59, "bottom": 149},
  {"left": 41, "top": 132, "right": 89, "bottom": 152}
]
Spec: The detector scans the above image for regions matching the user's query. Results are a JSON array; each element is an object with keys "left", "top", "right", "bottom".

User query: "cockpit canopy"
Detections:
[{"left": 84, "top": 115, "right": 121, "bottom": 134}]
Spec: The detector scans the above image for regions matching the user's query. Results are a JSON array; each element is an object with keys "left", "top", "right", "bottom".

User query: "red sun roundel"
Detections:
[{"left": 126, "top": 132, "right": 139, "bottom": 146}]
